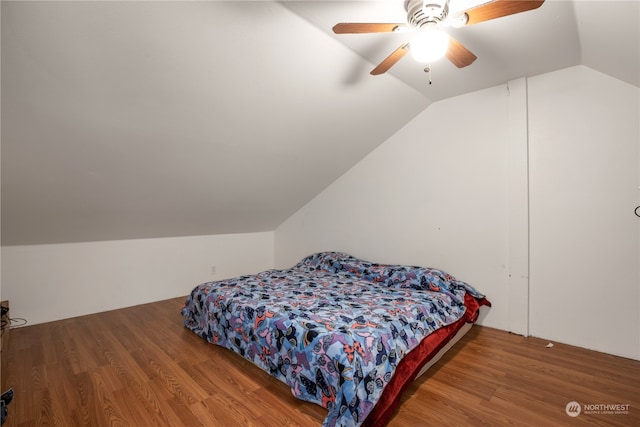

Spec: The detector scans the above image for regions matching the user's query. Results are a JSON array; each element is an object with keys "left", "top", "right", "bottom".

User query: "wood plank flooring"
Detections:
[{"left": 1, "top": 296, "right": 639, "bottom": 426}]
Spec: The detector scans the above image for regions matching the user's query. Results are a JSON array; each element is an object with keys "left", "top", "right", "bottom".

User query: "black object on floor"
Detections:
[{"left": 1, "top": 388, "right": 13, "bottom": 425}]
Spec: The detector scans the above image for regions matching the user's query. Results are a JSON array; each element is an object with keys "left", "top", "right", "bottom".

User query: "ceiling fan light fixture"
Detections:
[{"left": 410, "top": 29, "right": 450, "bottom": 63}]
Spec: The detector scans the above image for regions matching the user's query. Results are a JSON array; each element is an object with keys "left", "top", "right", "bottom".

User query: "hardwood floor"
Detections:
[{"left": 1, "top": 297, "right": 638, "bottom": 426}]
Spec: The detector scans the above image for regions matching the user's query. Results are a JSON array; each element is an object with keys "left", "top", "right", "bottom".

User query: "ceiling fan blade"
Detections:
[
  {"left": 371, "top": 43, "right": 410, "bottom": 75},
  {"left": 446, "top": 37, "right": 477, "bottom": 68},
  {"left": 333, "top": 23, "right": 407, "bottom": 34},
  {"left": 464, "top": 0, "right": 544, "bottom": 26}
]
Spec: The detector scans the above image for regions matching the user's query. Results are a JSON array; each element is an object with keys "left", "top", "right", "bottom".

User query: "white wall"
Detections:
[
  {"left": 275, "top": 84, "right": 513, "bottom": 331},
  {"left": 1, "top": 232, "right": 273, "bottom": 325},
  {"left": 528, "top": 66, "right": 639, "bottom": 360},
  {"left": 275, "top": 65, "right": 640, "bottom": 360},
  {"left": 3, "top": 65, "right": 637, "bottom": 360}
]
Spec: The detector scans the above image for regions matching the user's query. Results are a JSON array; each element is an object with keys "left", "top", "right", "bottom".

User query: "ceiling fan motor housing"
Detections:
[{"left": 406, "top": 0, "right": 449, "bottom": 28}]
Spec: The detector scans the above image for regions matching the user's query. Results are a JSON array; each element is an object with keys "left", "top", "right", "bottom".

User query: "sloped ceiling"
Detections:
[
  {"left": 284, "top": 0, "right": 638, "bottom": 99},
  {"left": 1, "top": 1, "right": 638, "bottom": 246}
]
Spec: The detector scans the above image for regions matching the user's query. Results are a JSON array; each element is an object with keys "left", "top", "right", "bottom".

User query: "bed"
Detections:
[{"left": 182, "top": 252, "right": 490, "bottom": 427}]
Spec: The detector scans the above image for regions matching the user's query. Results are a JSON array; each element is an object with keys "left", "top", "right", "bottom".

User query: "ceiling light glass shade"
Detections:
[{"left": 410, "top": 30, "right": 450, "bottom": 63}]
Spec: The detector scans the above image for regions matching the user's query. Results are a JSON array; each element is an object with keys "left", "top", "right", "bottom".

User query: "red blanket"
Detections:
[{"left": 364, "top": 294, "right": 491, "bottom": 426}]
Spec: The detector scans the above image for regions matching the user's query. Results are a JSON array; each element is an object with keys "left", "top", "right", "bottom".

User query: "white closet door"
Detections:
[{"left": 528, "top": 66, "right": 640, "bottom": 360}]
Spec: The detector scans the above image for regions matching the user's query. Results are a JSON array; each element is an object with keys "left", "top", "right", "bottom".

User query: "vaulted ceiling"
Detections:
[{"left": 2, "top": 1, "right": 638, "bottom": 246}]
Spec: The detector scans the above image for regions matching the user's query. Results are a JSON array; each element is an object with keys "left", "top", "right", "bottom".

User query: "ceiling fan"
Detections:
[{"left": 333, "top": 0, "right": 545, "bottom": 75}]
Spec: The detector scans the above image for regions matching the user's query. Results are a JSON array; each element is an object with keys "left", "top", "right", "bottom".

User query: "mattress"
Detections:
[{"left": 182, "top": 252, "right": 490, "bottom": 427}]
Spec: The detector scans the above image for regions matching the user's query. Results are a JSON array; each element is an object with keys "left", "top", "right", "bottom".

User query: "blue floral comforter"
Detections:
[{"left": 182, "top": 252, "right": 485, "bottom": 427}]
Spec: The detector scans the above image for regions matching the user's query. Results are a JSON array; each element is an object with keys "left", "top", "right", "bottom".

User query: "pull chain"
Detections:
[{"left": 424, "top": 65, "right": 432, "bottom": 85}]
